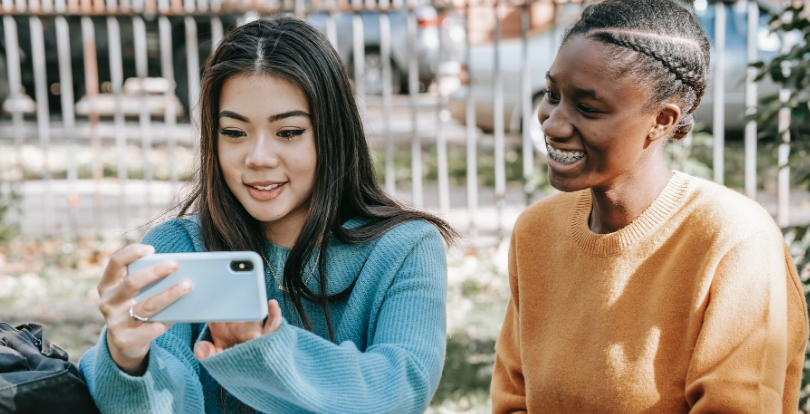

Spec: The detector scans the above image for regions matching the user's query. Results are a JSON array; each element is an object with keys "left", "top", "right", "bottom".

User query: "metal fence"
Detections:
[{"left": 0, "top": 0, "right": 804, "bottom": 243}]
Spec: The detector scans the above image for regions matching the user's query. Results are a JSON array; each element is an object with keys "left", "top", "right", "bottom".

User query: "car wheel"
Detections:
[{"left": 0, "top": 54, "right": 8, "bottom": 105}]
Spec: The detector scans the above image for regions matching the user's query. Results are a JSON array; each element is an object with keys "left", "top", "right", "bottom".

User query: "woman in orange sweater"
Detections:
[{"left": 490, "top": 0, "right": 808, "bottom": 412}]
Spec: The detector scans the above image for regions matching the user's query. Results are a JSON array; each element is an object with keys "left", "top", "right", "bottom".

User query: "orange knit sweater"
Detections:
[{"left": 491, "top": 172, "right": 808, "bottom": 413}]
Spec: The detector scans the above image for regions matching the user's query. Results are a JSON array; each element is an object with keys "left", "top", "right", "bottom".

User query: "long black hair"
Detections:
[
  {"left": 563, "top": 0, "right": 711, "bottom": 140},
  {"left": 178, "top": 16, "right": 457, "bottom": 341}
]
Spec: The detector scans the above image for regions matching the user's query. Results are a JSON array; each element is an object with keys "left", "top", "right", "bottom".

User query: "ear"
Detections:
[{"left": 647, "top": 103, "right": 681, "bottom": 142}]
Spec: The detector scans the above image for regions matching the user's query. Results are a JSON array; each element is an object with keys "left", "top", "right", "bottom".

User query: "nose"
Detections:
[
  {"left": 245, "top": 133, "right": 280, "bottom": 169},
  {"left": 538, "top": 98, "right": 574, "bottom": 141}
]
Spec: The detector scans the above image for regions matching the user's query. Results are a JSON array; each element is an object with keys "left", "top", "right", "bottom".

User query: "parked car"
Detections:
[
  {"left": 0, "top": 3, "right": 464, "bottom": 117},
  {"left": 448, "top": 0, "right": 782, "bottom": 149},
  {"left": 0, "top": 14, "right": 240, "bottom": 117},
  {"left": 306, "top": 5, "right": 466, "bottom": 95}
]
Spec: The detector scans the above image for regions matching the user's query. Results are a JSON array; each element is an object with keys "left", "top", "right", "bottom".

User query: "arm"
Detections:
[
  {"left": 79, "top": 220, "right": 207, "bottom": 414},
  {"left": 491, "top": 231, "right": 527, "bottom": 414},
  {"left": 199, "top": 226, "right": 447, "bottom": 414},
  {"left": 79, "top": 323, "right": 204, "bottom": 413},
  {"left": 685, "top": 230, "right": 805, "bottom": 413}
]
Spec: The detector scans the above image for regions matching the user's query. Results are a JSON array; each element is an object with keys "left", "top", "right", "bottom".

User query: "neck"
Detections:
[{"left": 588, "top": 161, "right": 673, "bottom": 235}]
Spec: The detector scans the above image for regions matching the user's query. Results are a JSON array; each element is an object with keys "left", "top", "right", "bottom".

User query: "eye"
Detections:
[
  {"left": 578, "top": 105, "right": 600, "bottom": 114},
  {"left": 545, "top": 91, "right": 560, "bottom": 103},
  {"left": 219, "top": 129, "right": 246, "bottom": 138},
  {"left": 278, "top": 129, "right": 305, "bottom": 140}
]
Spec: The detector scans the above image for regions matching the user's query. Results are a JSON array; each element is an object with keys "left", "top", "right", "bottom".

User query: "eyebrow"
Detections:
[
  {"left": 269, "top": 110, "right": 310, "bottom": 123},
  {"left": 545, "top": 72, "right": 606, "bottom": 104},
  {"left": 218, "top": 110, "right": 311, "bottom": 123}
]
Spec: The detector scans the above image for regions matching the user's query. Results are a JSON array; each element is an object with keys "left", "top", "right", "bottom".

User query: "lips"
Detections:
[{"left": 244, "top": 181, "right": 287, "bottom": 201}]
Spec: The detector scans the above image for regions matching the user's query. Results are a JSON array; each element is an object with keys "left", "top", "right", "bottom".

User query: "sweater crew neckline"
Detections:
[{"left": 570, "top": 171, "right": 690, "bottom": 256}]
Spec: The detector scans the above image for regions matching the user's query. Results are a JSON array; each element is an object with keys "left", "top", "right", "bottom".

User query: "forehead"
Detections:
[
  {"left": 549, "top": 35, "right": 646, "bottom": 100},
  {"left": 219, "top": 73, "right": 308, "bottom": 115}
]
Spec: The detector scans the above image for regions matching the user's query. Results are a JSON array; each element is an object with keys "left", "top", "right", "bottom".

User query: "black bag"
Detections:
[{"left": 0, "top": 322, "right": 99, "bottom": 414}]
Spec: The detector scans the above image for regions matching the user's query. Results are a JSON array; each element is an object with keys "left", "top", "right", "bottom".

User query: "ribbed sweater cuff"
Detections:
[
  {"left": 199, "top": 319, "right": 296, "bottom": 389},
  {"left": 90, "top": 328, "right": 179, "bottom": 411}
]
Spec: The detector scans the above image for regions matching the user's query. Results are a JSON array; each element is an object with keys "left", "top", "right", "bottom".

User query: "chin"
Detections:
[{"left": 549, "top": 173, "right": 590, "bottom": 193}]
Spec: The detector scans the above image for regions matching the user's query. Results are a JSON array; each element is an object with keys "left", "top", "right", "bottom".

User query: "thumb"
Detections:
[
  {"left": 194, "top": 340, "right": 215, "bottom": 360},
  {"left": 263, "top": 299, "right": 283, "bottom": 335}
]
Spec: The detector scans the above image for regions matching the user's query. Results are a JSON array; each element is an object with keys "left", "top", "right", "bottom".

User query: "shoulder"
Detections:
[
  {"left": 680, "top": 175, "right": 782, "bottom": 245},
  {"left": 140, "top": 217, "right": 205, "bottom": 254},
  {"left": 513, "top": 190, "right": 581, "bottom": 237},
  {"left": 371, "top": 219, "right": 443, "bottom": 253}
]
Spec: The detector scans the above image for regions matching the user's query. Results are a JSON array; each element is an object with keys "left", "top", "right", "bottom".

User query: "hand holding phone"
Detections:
[
  {"left": 97, "top": 244, "right": 192, "bottom": 376},
  {"left": 127, "top": 251, "right": 269, "bottom": 323}
]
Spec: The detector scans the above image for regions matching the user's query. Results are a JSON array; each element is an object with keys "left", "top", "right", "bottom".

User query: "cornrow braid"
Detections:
[
  {"left": 591, "top": 31, "right": 708, "bottom": 110},
  {"left": 562, "top": 0, "right": 711, "bottom": 140}
]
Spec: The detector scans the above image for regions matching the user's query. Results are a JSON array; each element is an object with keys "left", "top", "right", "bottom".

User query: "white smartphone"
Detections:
[{"left": 127, "top": 251, "right": 268, "bottom": 323}]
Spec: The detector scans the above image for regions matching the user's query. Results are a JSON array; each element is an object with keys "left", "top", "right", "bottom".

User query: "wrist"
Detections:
[{"left": 106, "top": 335, "right": 149, "bottom": 376}]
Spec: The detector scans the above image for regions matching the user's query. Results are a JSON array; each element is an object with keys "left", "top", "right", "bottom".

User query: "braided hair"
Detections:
[{"left": 562, "top": 0, "right": 711, "bottom": 140}]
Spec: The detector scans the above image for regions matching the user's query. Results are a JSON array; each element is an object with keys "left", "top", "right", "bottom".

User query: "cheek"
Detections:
[
  {"left": 288, "top": 139, "right": 318, "bottom": 186},
  {"left": 217, "top": 144, "right": 244, "bottom": 182}
]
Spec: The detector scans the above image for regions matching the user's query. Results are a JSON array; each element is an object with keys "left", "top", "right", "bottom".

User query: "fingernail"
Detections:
[
  {"left": 180, "top": 281, "right": 192, "bottom": 292},
  {"left": 166, "top": 261, "right": 178, "bottom": 271}
]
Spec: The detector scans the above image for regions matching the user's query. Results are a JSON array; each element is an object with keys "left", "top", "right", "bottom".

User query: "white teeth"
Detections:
[
  {"left": 252, "top": 183, "right": 281, "bottom": 191},
  {"left": 546, "top": 144, "right": 586, "bottom": 164}
]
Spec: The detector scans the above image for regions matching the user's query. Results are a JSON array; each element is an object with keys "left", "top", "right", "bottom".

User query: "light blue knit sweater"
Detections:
[{"left": 79, "top": 217, "right": 447, "bottom": 413}]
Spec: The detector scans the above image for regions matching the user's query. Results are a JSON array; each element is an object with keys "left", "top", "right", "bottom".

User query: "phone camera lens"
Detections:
[{"left": 230, "top": 261, "right": 254, "bottom": 272}]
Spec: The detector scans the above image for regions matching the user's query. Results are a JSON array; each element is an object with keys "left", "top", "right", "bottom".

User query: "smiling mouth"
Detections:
[
  {"left": 248, "top": 183, "right": 284, "bottom": 191},
  {"left": 546, "top": 144, "right": 586, "bottom": 164}
]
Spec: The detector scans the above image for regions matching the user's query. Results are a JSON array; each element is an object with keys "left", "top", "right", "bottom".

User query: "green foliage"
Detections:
[{"left": 751, "top": 2, "right": 810, "bottom": 411}]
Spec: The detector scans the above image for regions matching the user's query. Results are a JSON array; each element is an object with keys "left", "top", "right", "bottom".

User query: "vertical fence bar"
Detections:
[
  {"left": 4, "top": 16, "right": 24, "bottom": 236},
  {"left": 108, "top": 16, "right": 129, "bottom": 231},
  {"left": 436, "top": 4, "right": 450, "bottom": 213},
  {"left": 520, "top": 0, "right": 533, "bottom": 205},
  {"left": 744, "top": 0, "right": 758, "bottom": 199},
  {"left": 777, "top": 24, "right": 792, "bottom": 227},
  {"left": 30, "top": 16, "right": 55, "bottom": 236},
  {"left": 380, "top": 10, "right": 395, "bottom": 195},
  {"left": 185, "top": 17, "right": 201, "bottom": 149},
  {"left": 159, "top": 16, "right": 178, "bottom": 185},
  {"left": 4, "top": 17, "right": 25, "bottom": 185},
  {"left": 56, "top": 15, "right": 80, "bottom": 239},
  {"left": 82, "top": 17, "right": 103, "bottom": 237},
  {"left": 326, "top": 0, "right": 338, "bottom": 48},
  {"left": 352, "top": 2, "right": 366, "bottom": 114},
  {"left": 134, "top": 16, "right": 153, "bottom": 218},
  {"left": 407, "top": 3, "right": 422, "bottom": 207},
  {"left": 465, "top": 0, "right": 477, "bottom": 237},
  {"left": 211, "top": 16, "right": 224, "bottom": 50},
  {"left": 492, "top": 0, "right": 505, "bottom": 236},
  {"left": 712, "top": 2, "right": 725, "bottom": 184}
]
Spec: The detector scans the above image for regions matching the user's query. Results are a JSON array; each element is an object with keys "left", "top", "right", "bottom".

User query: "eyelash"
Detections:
[
  {"left": 218, "top": 129, "right": 306, "bottom": 140},
  {"left": 278, "top": 129, "right": 305, "bottom": 140},
  {"left": 219, "top": 129, "right": 245, "bottom": 138},
  {"left": 545, "top": 91, "right": 600, "bottom": 115}
]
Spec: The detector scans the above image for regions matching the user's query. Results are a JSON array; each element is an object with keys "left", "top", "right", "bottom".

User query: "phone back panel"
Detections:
[{"left": 128, "top": 251, "right": 268, "bottom": 323}]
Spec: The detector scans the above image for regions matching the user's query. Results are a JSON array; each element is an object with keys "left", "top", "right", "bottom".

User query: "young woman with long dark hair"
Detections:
[
  {"left": 79, "top": 17, "right": 456, "bottom": 413},
  {"left": 491, "top": 0, "right": 808, "bottom": 412}
]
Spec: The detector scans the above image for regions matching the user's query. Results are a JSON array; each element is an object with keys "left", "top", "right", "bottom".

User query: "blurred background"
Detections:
[{"left": 1, "top": 0, "right": 809, "bottom": 412}]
